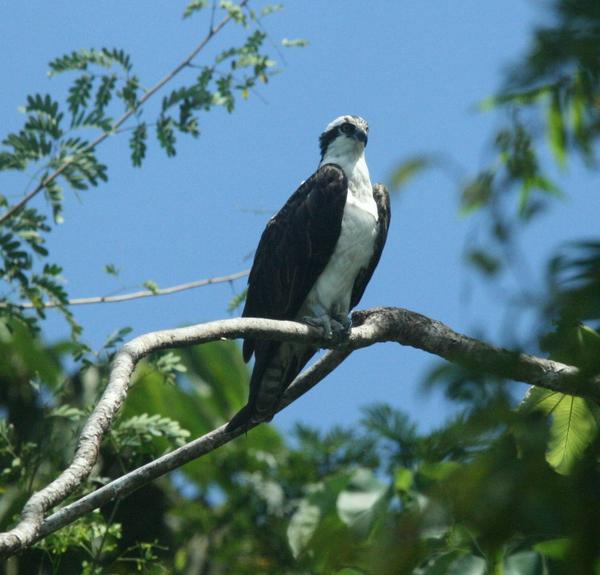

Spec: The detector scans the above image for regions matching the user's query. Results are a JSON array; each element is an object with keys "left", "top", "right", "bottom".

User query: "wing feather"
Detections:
[{"left": 242, "top": 164, "right": 348, "bottom": 362}]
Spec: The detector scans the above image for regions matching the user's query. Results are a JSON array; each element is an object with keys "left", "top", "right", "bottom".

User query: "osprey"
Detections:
[{"left": 228, "top": 115, "right": 390, "bottom": 430}]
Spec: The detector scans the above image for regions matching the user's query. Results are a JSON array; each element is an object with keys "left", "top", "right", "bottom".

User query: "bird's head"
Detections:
[{"left": 319, "top": 115, "right": 369, "bottom": 162}]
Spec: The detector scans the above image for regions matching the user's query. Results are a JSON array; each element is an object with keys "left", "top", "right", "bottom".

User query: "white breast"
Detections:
[{"left": 303, "top": 154, "right": 379, "bottom": 317}]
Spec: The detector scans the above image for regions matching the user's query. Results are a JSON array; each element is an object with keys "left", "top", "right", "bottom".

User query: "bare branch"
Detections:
[
  {"left": 0, "top": 0, "right": 250, "bottom": 226},
  {"left": 1, "top": 306, "right": 598, "bottom": 556},
  {"left": 0, "top": 269, "right": 249, "bottom": 310},
  {"left": 0, "top": 316, "right": 328, "bottom": 556},
  {"left": 38, "top": 348, "right": 352, "bottom": 545}
]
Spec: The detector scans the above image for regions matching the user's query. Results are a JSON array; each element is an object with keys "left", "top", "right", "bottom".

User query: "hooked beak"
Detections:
[{"left": 353, "top": 128, "right": 368, "bottom": 147}]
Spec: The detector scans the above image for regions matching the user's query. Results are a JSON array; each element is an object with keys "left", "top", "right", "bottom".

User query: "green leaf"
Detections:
[
  {"left": 281, "top": 38, "right": 308, "bottom": 48},
  {"left": 3, "top": 131, "right": 53, "bottom": 164},
  {"left": 546, "top": 395, "right": 597, "bottom": 474},
  {"left": 52, "top": 137, "right": 108, "bottom": 190},
  {"left": 445, "top": 555, "right": 486, "bottom": 575},
  {"left": 522, "top": 387, "right": 598, "bottom": 474},
  {"left": 336, "top": 468, "right": 389, "bottom": 535},
  {"left": 126, "top": 341, "right": 252, "bottom": 438},
  {"left": 478, "top": 84, "right": 552, "bottom": 111},
  {"left": 0, "top": 150, "right": 26, "bottom": 171},
  {"left": 156, "top": 116, "right": 176, "bottom": 156},
  {"left": 32, "top": 272, "right": 69, "bottom": 306},
  {"left": 465, "top": 249, "right": 500, "bottom": 277},
  {"left": 261, "top": 4, "right": 284, "bottom": 16},
  {"left": 504, "top": 551, "right": 545, "bottom": 575},
  {"left": 220, "top": 1, "right": 247, "bottom": 25},
  {"left": 41, "top": 178, "right": 63, "bottom": 224},
  {"left": 104, "top": 263, "right": 119, "bottom": 276},
  {"left": 540, "top": 321, "right": 600, "bottom": 371},
  {"left": 35, "top": 510, "right": 122, "bottom": 557},
  {"left": 49, "top": 405, "right": 86, "bottom": 421},
  {"left": 130, "top": 123, "right": 147, "bottom": 167},
  {"left": 48, "top": 47, "right": 132, "bottom": 75},
  {"left": 214, "top": 75, "right": 235, "bottom": 112},
  {"left": 361, "top": 402, "right": 417, "bottom": 443},
  {"left": 112, "top": 413, "right": 191, "bottom": 451},
  {"left": 24, "top": 111, "right": 63, "bottom": 140},
  {"left": 24, "top": 93, "right": 60, "bottom": 118},
  {"left": 533, "top": 538, "right": 570, "bottom": 561},
  {"left": 67, "top": 74, "right": 93, "bottom": 119},
  {"left": 287, "top": 472, "right": 352, "bottom": 560},
  {"left": 569, "top": 70, "right": 592, "bottom": 160},
  {"left": 153, "top": 350, "right": 187, "bottom": 385},
  {"left": 390, "top": 155, "right": 434, "bottom": 191},
  {"left": 547, "top": 89, "right": 566, "bottom": 168},
  {"left": 95, "top": 74, "right": 117, "bottom": 113},
  {"left": 394, "top": 467, "right": 414, "bottom": 493},
  {"left": 460, "top": 171, "right": 494, "bottom": 215},
  {"left": 100, "top": 47, "right": 132, "bottom": 72},
  {"left": 143, "top": 279, "right": 159, "bottom": 294},
  {"left": 183, "top": 0, "right": 207, "bottom": 18},
  {"left": 287, "top": 498, "right": 322, "bottom": 558},
  {"left": 528, "top": 174, "right": 563, "bottom": 200},
  {"left": 241, "top": 471, "right": 285, "bottom": 514},
  {"left": 103, "top": 326, "right": 133, "bottom": 352},
  {"left": 118, "top": 75, "right": 140, "bottom": 110},
  {"left": 43, "top": 263, "right": 62, "bottom": 276},
  {"left": 418, "top": 461, "right": 461, "bottom": 482}
]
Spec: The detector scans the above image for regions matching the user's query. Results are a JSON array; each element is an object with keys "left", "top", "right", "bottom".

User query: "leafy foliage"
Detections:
[
  {"left": 111, "top": 413, "right": 191, "bottom": 452},
  {"left": 183, "top": 0, "right": 208, "bottom": 19},
  {"left": 390, "top": 155, "right": 437, "bottom": 192},
  {"left": 150, "top": 350, "right": 187, "bottom": 385},
  {"left": 0, "top": 0, "right": 290, "bottom": 337},
  {"left": 548, "top": 242, "right": 600, "bottom": 324}
]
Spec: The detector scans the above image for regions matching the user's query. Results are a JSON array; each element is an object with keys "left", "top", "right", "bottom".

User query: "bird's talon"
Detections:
[
  {"left": 329, "top": 319, "right": 346, "bottom": 341},
  {"left": 302, "top": 315, "right": 333, "bottom": 339},
  {"left": 331, "top": 315, "right": 351, "bottom": 340}
]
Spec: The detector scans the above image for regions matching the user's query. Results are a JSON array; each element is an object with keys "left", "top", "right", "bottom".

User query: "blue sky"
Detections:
[{"left": 2, "top": 2, "right": 599, "bottom": 433}]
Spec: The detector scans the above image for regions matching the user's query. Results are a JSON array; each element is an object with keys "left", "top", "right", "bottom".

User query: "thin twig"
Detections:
[
  {"left": 209, "top": 0, "right": 218, "bottom": 31},
  {"left": 0, "top": 0, "right": 250, "bottom": 226},
  {"left": 1, "top": 306, "right": 599, "bottom": 556},
  {"left": 87, "top": 498, "right": 121, "bottom": 573},
  {"left": 0, "top": 269, "right": 249, "bottom": 310}
]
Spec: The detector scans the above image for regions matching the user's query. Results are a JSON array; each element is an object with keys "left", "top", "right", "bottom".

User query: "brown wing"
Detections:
[
  {"left": 350, "top": 183, "right": 391, "bottom": 308},
  {"left": 242, "top": 163, "right": 349, "bottom": 361}
]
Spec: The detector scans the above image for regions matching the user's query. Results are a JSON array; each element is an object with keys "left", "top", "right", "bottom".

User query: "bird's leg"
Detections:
[
  {"left": 302, "top": 303, "right": 334, "bottom": 339},
  {"left": 303, "top": 304, "right": 352, "bottom": 343}
]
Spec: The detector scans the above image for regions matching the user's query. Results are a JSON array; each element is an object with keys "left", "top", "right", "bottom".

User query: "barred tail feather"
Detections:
[{"left": 226, "top": 343, "right": 316, "bottom": 431}]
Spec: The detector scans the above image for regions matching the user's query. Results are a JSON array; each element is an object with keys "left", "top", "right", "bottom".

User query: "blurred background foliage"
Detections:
[{"left": 2, "top": 0, "right": 600, "bottom": 573}]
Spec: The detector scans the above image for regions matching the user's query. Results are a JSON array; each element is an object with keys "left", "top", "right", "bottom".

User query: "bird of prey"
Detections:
[{"left": 227, "top": 115, "right": 390, "bottom": 430}]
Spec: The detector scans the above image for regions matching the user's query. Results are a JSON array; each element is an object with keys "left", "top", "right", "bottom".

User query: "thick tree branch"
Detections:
[
  {"left": 0, "top": 269, "right": 249, "bottom": 309},
  {"left": 0, "top": 0, "right": 249, "bottom": 226},
  {"left": 1, "top": 306, "right": 598, "bottom": 556}
]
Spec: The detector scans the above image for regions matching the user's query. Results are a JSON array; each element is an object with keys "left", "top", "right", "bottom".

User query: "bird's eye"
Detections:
[{"left": 340, "top": 122, "right": 355, "bottom": 135}]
